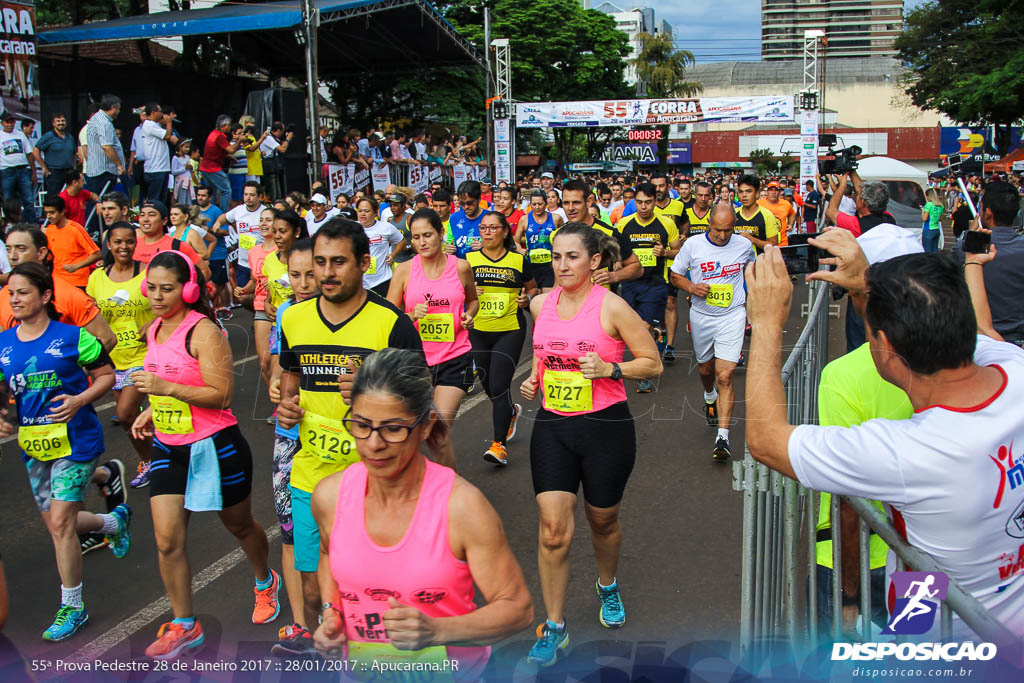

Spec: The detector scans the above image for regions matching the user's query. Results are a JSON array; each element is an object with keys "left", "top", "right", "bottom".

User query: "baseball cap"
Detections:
[
  {"left": 310, "top": 193, "right": 328, "bottom": 205},
  {"left": 783, "top": 187, "right": 794, "bottom": 196},
  {"left": 140, "top": 199, "right": 168, "bottom": 217},
  {"left": 767, "top": 180, "right": 781, "bottom": 189},
  {"left": 480, "top": 176, "right": 493, "bottom": 184},
  {"left": 540, "top": 172, "right": 554, "bottom": 179},
  {"left": 856, "top": 224, "right": 924, "bottom": 265},
  {"left": 0, "top": 112, "right": 15, "bottom": 122},
  {"left": 389, "top": 193, "right": 407, "bottom": 203}
]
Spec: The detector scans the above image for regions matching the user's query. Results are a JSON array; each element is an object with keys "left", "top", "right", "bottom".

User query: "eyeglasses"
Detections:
[
  {"left": 479, "top": 224, "right": 503, "bottom": 232},
  {"left": 341, "top": 414, "right": 426, "bottom": 443}
]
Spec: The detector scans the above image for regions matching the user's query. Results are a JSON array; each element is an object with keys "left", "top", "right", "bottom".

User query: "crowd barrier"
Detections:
[
  {"left": 732, "top": 282, "right": 1023, "bottom": 664},
  {"left": 323, "top": 161, "right": 489, "bottom": 199}
]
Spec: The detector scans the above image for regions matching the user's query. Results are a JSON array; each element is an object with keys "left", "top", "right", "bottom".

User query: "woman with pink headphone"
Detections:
[{"left": 130, "top": 250, "right": 276, "bottom": 660}]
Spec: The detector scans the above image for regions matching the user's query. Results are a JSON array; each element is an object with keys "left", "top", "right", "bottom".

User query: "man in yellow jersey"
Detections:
[
  {"left": 680, "top": 181, "right": 713, "bottom": 238},
  {"left": 561, "top": 179, "right": 642, "bottom": 288},
  {"left": 758, "top": 180, "right": 796, "bottom": 246},
  {"left": 276, "top": 218, "right": 422, "bottom": 634},
  {"left": 615, "top": 182, "right": 681, "bottom": 392},
  {"left": 734, "top": 174, "right": 781, "bottom": 254},
  {"left": 652, "top": 173, "right": 687, "bottom": 365}
]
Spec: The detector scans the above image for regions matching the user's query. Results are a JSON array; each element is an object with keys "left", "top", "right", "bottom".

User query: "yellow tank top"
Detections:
[
  {"left": 86, "top": 266, "right": 155, "bottom": 370},
  {"left": 263, "top": 251, "right": 292, "bottom": 310}
]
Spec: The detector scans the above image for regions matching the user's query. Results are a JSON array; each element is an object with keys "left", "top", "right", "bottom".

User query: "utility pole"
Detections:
[
  {"left": 303, "top": 0, "right": 322, "bottom": 179},
  {"left": 483, "top": 0, "right": 493, "bottom": 177}
]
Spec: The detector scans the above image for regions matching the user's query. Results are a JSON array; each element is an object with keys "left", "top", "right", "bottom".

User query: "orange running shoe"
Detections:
[
  {"left": 145, "top": 620, "right": 204, "bottom": 660},
  {"left": 253, "top": 569, "right": 282, "bottom": 624},
  {"left": 506, "top": 404, "right": 522, "bottom": 443},
  {"left": 483, "top": 441, "right": 508, "bottom": 466}
]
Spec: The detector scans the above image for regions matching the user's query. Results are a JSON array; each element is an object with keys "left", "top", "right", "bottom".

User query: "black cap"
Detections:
[
  {"left": 0, "top": 112, "right": 15, "bottom": 122},
  {"left": 140, "top": 199, "right": 168, "bottom": 218}
]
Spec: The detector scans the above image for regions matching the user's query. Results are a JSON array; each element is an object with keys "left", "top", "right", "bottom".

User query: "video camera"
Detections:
[{"left": 818, "top": 134, "right": 861, "bottom": 175}]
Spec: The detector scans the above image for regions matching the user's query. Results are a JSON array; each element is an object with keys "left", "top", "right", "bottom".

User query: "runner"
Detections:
[
  {"left": 734, "top": 175, "right": 781, "bottom": 254},
  {"left": 0, "top": 262, "right": 131, "bottom": 642},
  {"left": 133, "top": 201, "right": 207, "bottom": 278},
  {"left": 614, "top": 182, "right": 681, "bottom": 392},
  {"left": 262, "top": 209, "right": 308, "bottom": 325},
  {"left": 680, "top": 182, "right": 714, "bottom": 238},
  {"left": 448, "top": 181, "right": 487, "bottom": 258},
  {"left": 516, "top": 189, "right": 563, "bottom": 292},
  {"left": 310, "top": 348, "right": 532, "bottom": 677},
  {"left": 429, "top": 189, "right": 454, "bottom": 247},
  {"left": 168, "top": 204, "right": 214, "bottom": 267},
  {"left": 210, "top": 181, "right": 265, "bottom": 298},
  {"left": 520, "top": 223, "right": 661, "bottom": 666},
  {"left": 86, "top": 223, "right": 156, "bottom": 488},
  {"left": 670, "top": 203, "right": 755, "bottom": 462},
  {"left": 677, "top": 178, "right": 695, "bottom": 211},
  {"left": 758, "top": 180, "right": 795, "bottom": 246},
  {"left": 388, "top": 209, "right": 478, "bottom": 470},
  {"left": 276, "top": 219, "right": 422, "bottom": 643},
  {"left": 355, "top": 196, "right": 404, "bottom": 297},
  {"left": 559, "top": 179, "right": 641, "bottom": 290},
  {"left": 466, "top": 211, "right": 538, "bottom": 466},
  {"left": 195, "top": 187, "right": 229, "bottom": 317},
  {"left": 131, "top": 251, "right": 276, "bottom": 660},
  {"left": 234, "top": 207, "right": 278, "bottom": 401},
  {"left": 652, "top": 174, "right": 687, "bottom": 367},
  {"left": 304, "top": 193, "right": 339, "bottom": 237},
  {"left": 496, "top": 184, "right": 525, "bottom": 229},
  {"left": 266, "top": 239, "right": 318, "bottom": 657}
]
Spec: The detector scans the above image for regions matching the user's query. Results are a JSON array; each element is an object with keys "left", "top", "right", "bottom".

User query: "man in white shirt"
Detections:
[
  {"left": 260, "top": 121, "right": 293, "bottom": 199},
  {"left": 139, "top": 102, "right": 178, "bottom": 205},
  {"left": 210, "top": 180, "right": 265, "bottom": 289},
  {"left": 0, "top": 112, "right": 37, "bottom": 222},
  {"left": 745, "top": 231, "right": 1024, "bottom": 639},
  {"left": 304, "top": 192, "right": 340, "bottom": 236}
]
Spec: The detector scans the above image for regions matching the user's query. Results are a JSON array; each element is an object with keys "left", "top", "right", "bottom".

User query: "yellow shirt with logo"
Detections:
[
  {"left": 614, "top": 213, "right": 679, "bottom": 285},
  {"left": 279, "top": 293, "right": 423, "bottom": 492},
  {"left": 466, "top": 250, "right": 532, "bottom": 333},
  {"left": 86, "top": 266, "right": 154, "bottom": 370},
  {"left": 734, "top": 205, "right": 781, "bottom": 254},
  {"left": 262, "top": 251, "right": 293, "bottom": 310},
  {"left": 683, "top": 205, "right": 713, "bottom": 236}
]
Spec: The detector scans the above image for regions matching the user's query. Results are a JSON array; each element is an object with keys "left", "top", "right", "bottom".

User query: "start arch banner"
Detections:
[{"left": 515, "top": 96, "right": 794, "bottom": 128}]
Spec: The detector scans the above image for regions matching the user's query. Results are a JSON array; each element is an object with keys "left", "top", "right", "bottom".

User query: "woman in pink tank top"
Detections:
[
  {"left": 311, "top": 348, "right": 532, "bottom": 678},
  {"left": 519, "top": 222, "right": 662, "bottom": 666},
  {"left": 232, "top": 207, "right": 277, "bottom": 406},
  {"left": 387, "top": 209, "right": 478, "bottom": 471},
  {"left": 130, "top": 251, "right": 276, "bottom": 661}
]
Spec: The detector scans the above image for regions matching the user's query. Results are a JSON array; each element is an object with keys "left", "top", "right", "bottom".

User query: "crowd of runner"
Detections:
[{"left": 0, "top": 98, "right": 1021, "bottom": 674}]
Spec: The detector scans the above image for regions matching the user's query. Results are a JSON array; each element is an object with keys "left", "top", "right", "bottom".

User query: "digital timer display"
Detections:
[{"left": 628, "top": 129, "right": 663, "bottom": 141}]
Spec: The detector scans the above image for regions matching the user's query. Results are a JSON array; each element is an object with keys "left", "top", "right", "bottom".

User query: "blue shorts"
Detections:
[
  {"left": 619, "top": 280, "right": 668, "bottom": 327},
  {"left": 209, "top": 259, "right": 228, "bottom": 285},
  {"left": 289, "top": 485, "right": 320, "bottom": 572},
  {"left": 26, "top": 457, "right": 99, "bottom": 512},
  {"left": 235, "top": 264, "right": 252, "bottom": 288},
  {"left": 229, "top": 173, "right": 247, "bottom": 202}
]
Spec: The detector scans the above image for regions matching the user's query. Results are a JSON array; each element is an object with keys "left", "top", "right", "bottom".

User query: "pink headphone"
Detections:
[{"left": 141, "top": 250, "right": 200, "bottom": 304}]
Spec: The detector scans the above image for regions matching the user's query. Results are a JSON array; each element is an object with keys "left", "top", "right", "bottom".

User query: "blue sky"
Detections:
[{"left": 645, "top": 0, "right": 924, "bottom": 62}]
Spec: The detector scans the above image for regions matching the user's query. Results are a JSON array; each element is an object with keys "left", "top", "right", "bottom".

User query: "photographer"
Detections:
[
  {"left": 139, "top": 102, "right": 179, "bottom": 205},
  {"left": 824, "top": 171, "right": 894, "bottom": 237},
  {"left": 238, "top": 115, "right": 270, "bottom": 186},
  {"left": 260, "top": 121, "right": 294, "bottom": 199}
]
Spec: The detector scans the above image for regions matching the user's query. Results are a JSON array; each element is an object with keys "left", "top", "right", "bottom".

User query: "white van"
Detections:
[{"left": 855, "top": 156, "right": 929, "bottom": 244}]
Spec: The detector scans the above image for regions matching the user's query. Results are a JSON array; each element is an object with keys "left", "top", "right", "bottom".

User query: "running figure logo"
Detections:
[{"left": 882, "top": 571, "right": 949, "bottom": 635}]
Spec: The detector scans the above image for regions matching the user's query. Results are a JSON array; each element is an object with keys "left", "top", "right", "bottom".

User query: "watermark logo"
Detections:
[{"left": 882, "top": 571, "right": 948, "bottom": 635}]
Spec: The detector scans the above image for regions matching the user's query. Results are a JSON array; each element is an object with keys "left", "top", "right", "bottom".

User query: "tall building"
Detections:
[
  {"left": 761, "top": 0, "right": 904, "bottom": 61},
  {"left": 591, "top": 3, "right": 673, "bottom": 85}
]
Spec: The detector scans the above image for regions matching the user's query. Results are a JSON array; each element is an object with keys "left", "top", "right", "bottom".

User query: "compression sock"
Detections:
[
  {"left": 99, "top": 514, "right": 120, "bottom": 534},
  {"left": 704, "top": 389, "right": 719, "bottom": 404}
]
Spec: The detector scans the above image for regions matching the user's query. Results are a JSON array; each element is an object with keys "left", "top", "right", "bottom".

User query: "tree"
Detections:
[
  {"left": 631, "top": 32, "right": 701, "bottom": 169},
  {"left": 748, "top": 148, "right": 776, "bottom": 176},
  {"left": 896, "top": 0, "right": 1024, "bottom": 155}
]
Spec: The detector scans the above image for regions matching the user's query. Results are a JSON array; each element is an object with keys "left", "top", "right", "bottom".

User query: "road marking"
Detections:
[
  {"left": 0, "top": 355, "right": 258, "bottom": 445},
  {"left": 60, "top": 352, "right": 529, "bottom": 662},
  {"left": 67, "top": 526, "right": 282, "bottom": 664}
]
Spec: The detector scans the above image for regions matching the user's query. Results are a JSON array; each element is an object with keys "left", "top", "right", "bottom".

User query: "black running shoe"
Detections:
[
  {"left": 663, "top": 344, "right": 676, "bottom": 365},
  {"left": 80, "top": 533, "right": 108, "bottom": 555},
  {"left": 705, "top": 401, "right": 718, "bottom": 428},
  {"left": 712, "top": 437, "right": 731, "bottom": 463},
  {"left": 99, "top": 459, "right": 127, "bottom": 512}
]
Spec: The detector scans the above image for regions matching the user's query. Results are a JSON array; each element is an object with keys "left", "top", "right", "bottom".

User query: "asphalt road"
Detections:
[{"left": 0, "top": 280, "right": 841, "bottom": 682}]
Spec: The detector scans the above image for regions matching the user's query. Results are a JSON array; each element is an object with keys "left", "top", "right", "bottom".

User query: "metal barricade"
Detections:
[{"left": 734, "top": 281, "right": 1024, "bottom": 665}]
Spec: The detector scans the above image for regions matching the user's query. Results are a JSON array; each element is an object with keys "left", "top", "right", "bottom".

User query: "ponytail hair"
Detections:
[
  {"left": 552, "top": 221, "right": 620, "bottom": 270},
  {"left": 147, "top": 251, "right": 217, "bottom": 323}
]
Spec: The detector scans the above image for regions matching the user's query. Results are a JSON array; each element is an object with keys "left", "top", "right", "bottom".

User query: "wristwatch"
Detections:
[
  {"left": 321, "top": 602, "right": 341, "bottom": 615},
  {"left": 609, "top": 362, "right": 622, "bottom": 381}
]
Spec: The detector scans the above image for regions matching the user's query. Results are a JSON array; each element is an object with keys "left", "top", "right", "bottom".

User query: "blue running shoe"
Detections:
[
  {"left": 527, "top": 620, "right": 569, "bottom": 667},
  {"left": 106, "top": 504, "right": 132, "bottom": 559},
  {"left": 43, "top": 605, "right": 89, "bottom": 642},
  {"left": 596, "top": 579, "right": 626, "bottom": 628}
]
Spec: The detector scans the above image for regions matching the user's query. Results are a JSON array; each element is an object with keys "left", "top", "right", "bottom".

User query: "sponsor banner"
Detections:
[
  {"left": 668, "top": 141, "right": 691, "bottom": 165},
  {"left": 453, "top": 164, "right": 470, "bottom": 187},
  {"left": 516, "top": 96, "right": 793, "bottom": 128},
  {"left": 800, "top": 110, "right": 819, "bottom": 197},
  {"left": 326, "top": 163, "right": 354, "bottom": 199},
  {"left": 428, "top": 166, "right": 442, "bottom": 182},
  {"left": 1, "top": 2, "right": 39, "bottom": 162},
  {"left": 371, "top": 163, "right": 390, "bottom": 192},
  {"left": 494, "top": 118, "right": 510, "bottom": 143},
  {"left": 604, "top": 142, "right": 659, "bottom": 165},
  {"left": 495, "top": 141, "right": 513, "bottom": 183},
  {"left": 407, "top": 163, "right": 429, "bottom": 193},
  {"left": 354, "top": 167, "right": 370, "bottom": 191}
]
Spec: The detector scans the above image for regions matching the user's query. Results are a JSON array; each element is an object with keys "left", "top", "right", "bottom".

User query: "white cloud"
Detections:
[{"left": 643, "top": 0, "right": 762, "bottom": 62}]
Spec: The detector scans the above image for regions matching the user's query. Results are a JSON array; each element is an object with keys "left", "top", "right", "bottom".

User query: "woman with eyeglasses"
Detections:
[{"left": 310, "top": 348, "right": 532, "bottom": 678}]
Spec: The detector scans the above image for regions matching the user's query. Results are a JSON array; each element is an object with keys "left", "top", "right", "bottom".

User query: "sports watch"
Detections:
[{"left": 609, "top": 362, "right": 622, "bottom": 381}]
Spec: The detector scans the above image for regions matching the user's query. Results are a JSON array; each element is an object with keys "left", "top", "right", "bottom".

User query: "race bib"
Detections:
[
  {"left": 301, "top": 411, "right": 358, "bottom": 466},
  {"left": 529, "top": 248, "right": 552, "bottom": 264},
  {"left": 367, "top": 256, "right": 377, "bottom": 275},
  {"left": 635, "top": 248, "right": 656, "bottom": 267},
  {"left": 150, "top": 395, "right": 194, "bottom": 435},
  {"left": 478, "top": 292, "right": 514, "bottom": 319},
  {"left": 18, "top": 423, "right": 71, "bottom": 461},
  {"left": 543, "top": 369, "right": 593, "bottom": 413},
  {"left": 706, "top": 283, "right": 734, "bottom": 308},
  {"left": 111, "top": 317, "right": 142, "bottom": 348},
  {"left": 238, "top": 233, "right": 258, "bottom": 251},
  {"left": 347, "top": 642, "right": 453, "bottom": 683},
  {"left": 418, "top": 313, "right": 455, "bottom": 343}
]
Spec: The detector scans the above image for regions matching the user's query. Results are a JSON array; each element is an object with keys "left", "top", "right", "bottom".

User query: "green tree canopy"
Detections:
[
  {"left": 631, "top": 32, "right": 701, "bottom": 98},
  {"left": 896, "top": 0, "right": 1024, "bottom": 154}
]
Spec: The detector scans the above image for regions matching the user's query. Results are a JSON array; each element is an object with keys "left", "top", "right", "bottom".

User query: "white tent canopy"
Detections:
[{"left": 857, "top": 156, "right": 928, "bottom": 184}]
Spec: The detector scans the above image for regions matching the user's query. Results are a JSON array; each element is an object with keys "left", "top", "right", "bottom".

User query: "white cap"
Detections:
[
  {"left": 540, "top": 171, "right": 554, "bottom": 179},
  {"left": 856, "top": 223, "right": 924, "bottom": 265},
  {"left": 310, "top": 193, "right": 328, "bottom": 205}
]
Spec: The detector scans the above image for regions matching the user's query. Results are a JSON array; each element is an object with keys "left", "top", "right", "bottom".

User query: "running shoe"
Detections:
[
  {"left": 80, "top": 533, "right": 108, "bottom": 555},
  {"left": 595, "top": 579, "right": 626, "bottom": 628},
  {"left": 253, "top": 569, "right": 282, "bottom": 624},
  {"left": 272, "top": 623, "right": 314, "bottom": 658},
  {"left": 110, "top": 414, "right": 119, "bottom": 426},
  {"left": 527, "top": 620, "right": 569, "bottom": 667},
  {"left": 130, "top": 460, "right": 151, "bottom": 489},
  {"left": 106, "top": 504, "right": 132, "bottom": 559},
  {"left": 99, "top": 459, "right": 126, "bottom": 512},
  {"left": 483, "top": 441, "right": 508, "bottom": 466},
  {"left": 713, "top": 437, "right": 732, "bottom": 463},
  {"left": 745, "top": 323, "right": 752, "bottom": 337},
  {"left": 737, "top": 351, "right": 746, "bottom": 368},
  {"left": 636, "top": 379, "right": 653, "bottom": 394},
  {"left": 266, "top": 407, "right": 278, "bottom": 425},
  {"left": 42, "top": 605, "right": 89, "bottom": 642},
  {"left": 215, "top": 307, "right": 232, "bottom": 321},
  {"left": 663, "top": 344, "right": 676, "bottom": 365},
  {"left": 145, "top": 620, "right": 205, "bottom": 660},
  {"left": 705, "top": 401, "right": 718, "bottom": 428},
  {"left": 506, "top": 403, "right": 522, "bottom": 443}
]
